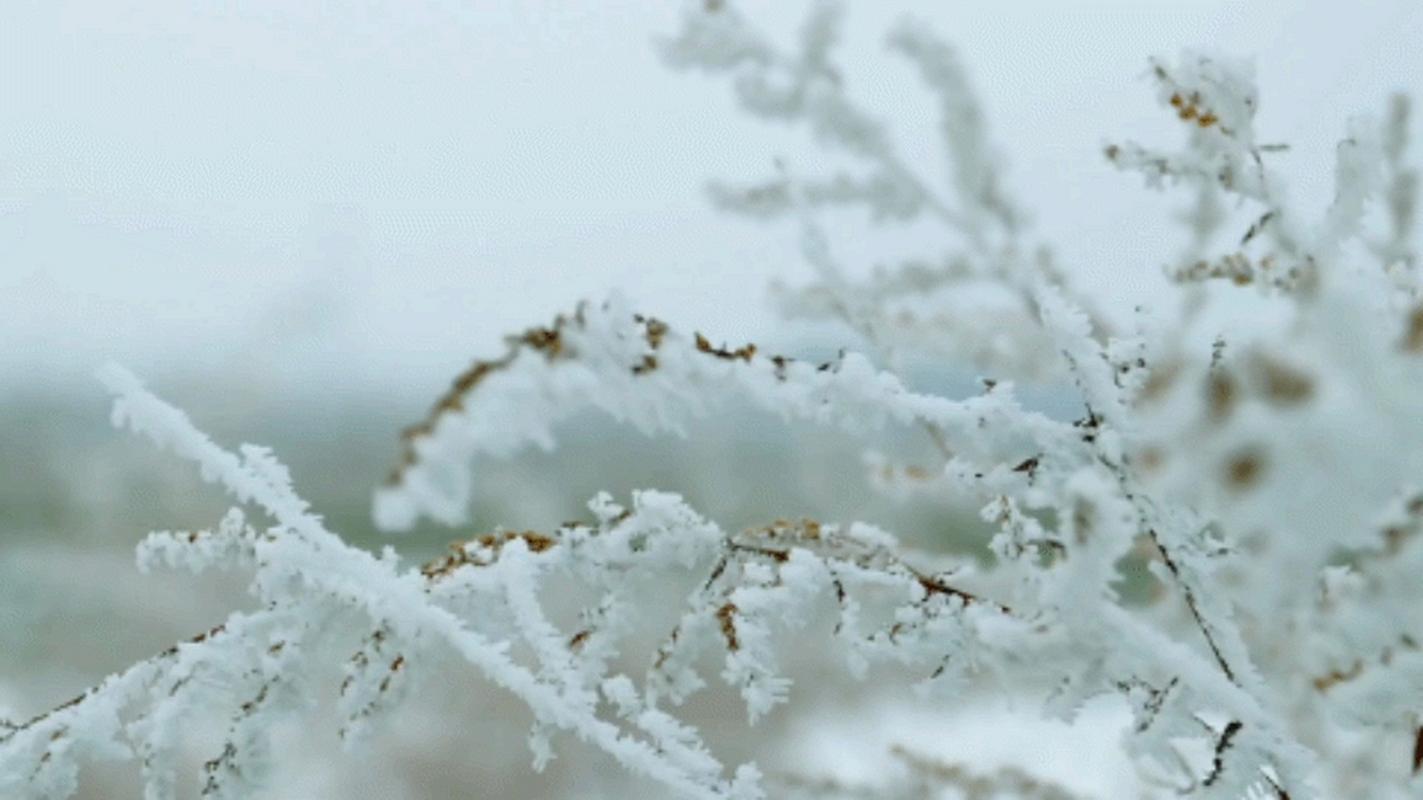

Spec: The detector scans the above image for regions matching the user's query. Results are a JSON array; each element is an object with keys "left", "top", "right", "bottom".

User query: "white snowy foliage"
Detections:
[{"left": 5, "top": 2, "right": 1423, "bottom": 798}]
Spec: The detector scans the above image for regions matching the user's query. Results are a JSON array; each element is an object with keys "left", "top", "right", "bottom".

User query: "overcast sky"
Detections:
[{"left": 3, "top": 0, "right": 1420, "bottom": 398}]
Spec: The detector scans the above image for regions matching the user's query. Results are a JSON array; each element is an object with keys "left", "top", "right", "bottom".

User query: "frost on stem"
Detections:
[
  {"left": 374, "top": 295, "right": 1066, "bottom": 533},
  {"left": 7, "top": 367, "right": 769, "bottom": 800},
  {"left": 1101, "top": 44, "right": 1423, "bottom": 800},
  {"left": 774, "top": 744, "right": 1089, "bottom": 799}
]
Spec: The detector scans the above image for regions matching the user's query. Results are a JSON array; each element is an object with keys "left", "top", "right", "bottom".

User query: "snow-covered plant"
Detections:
[{"left": 4, "top": 2, "right": 1421, "bottom": 797}]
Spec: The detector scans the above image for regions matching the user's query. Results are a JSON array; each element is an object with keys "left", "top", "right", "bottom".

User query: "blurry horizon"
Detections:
[{"left": 4, "top": 0, "right": 1421, "bottom": 402}]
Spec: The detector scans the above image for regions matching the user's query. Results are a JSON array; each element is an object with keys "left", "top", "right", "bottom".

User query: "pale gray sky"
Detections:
[{"left": 2, "top": 1, "right": 1419, "bottom": 398}]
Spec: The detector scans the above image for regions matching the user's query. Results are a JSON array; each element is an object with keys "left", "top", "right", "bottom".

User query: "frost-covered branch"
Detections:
[
  {"left": 15, "top": 367, "right": 770, "bottom": 800},
  {"left": 375, "top": 296, "right": 1072, "bottom": 533},
  {"left": 662, "top": 0, "right": 1110, "bottom": 382}
]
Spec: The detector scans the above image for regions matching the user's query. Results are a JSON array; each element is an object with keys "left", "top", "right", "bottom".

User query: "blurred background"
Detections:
[{"left": 3, "top": 1, "right": 1420, "bottom": 796}]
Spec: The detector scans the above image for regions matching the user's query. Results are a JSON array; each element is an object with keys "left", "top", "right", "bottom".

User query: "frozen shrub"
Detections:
[{"left": 4, "top": 2, "right": 1420, "bottom": 798}]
